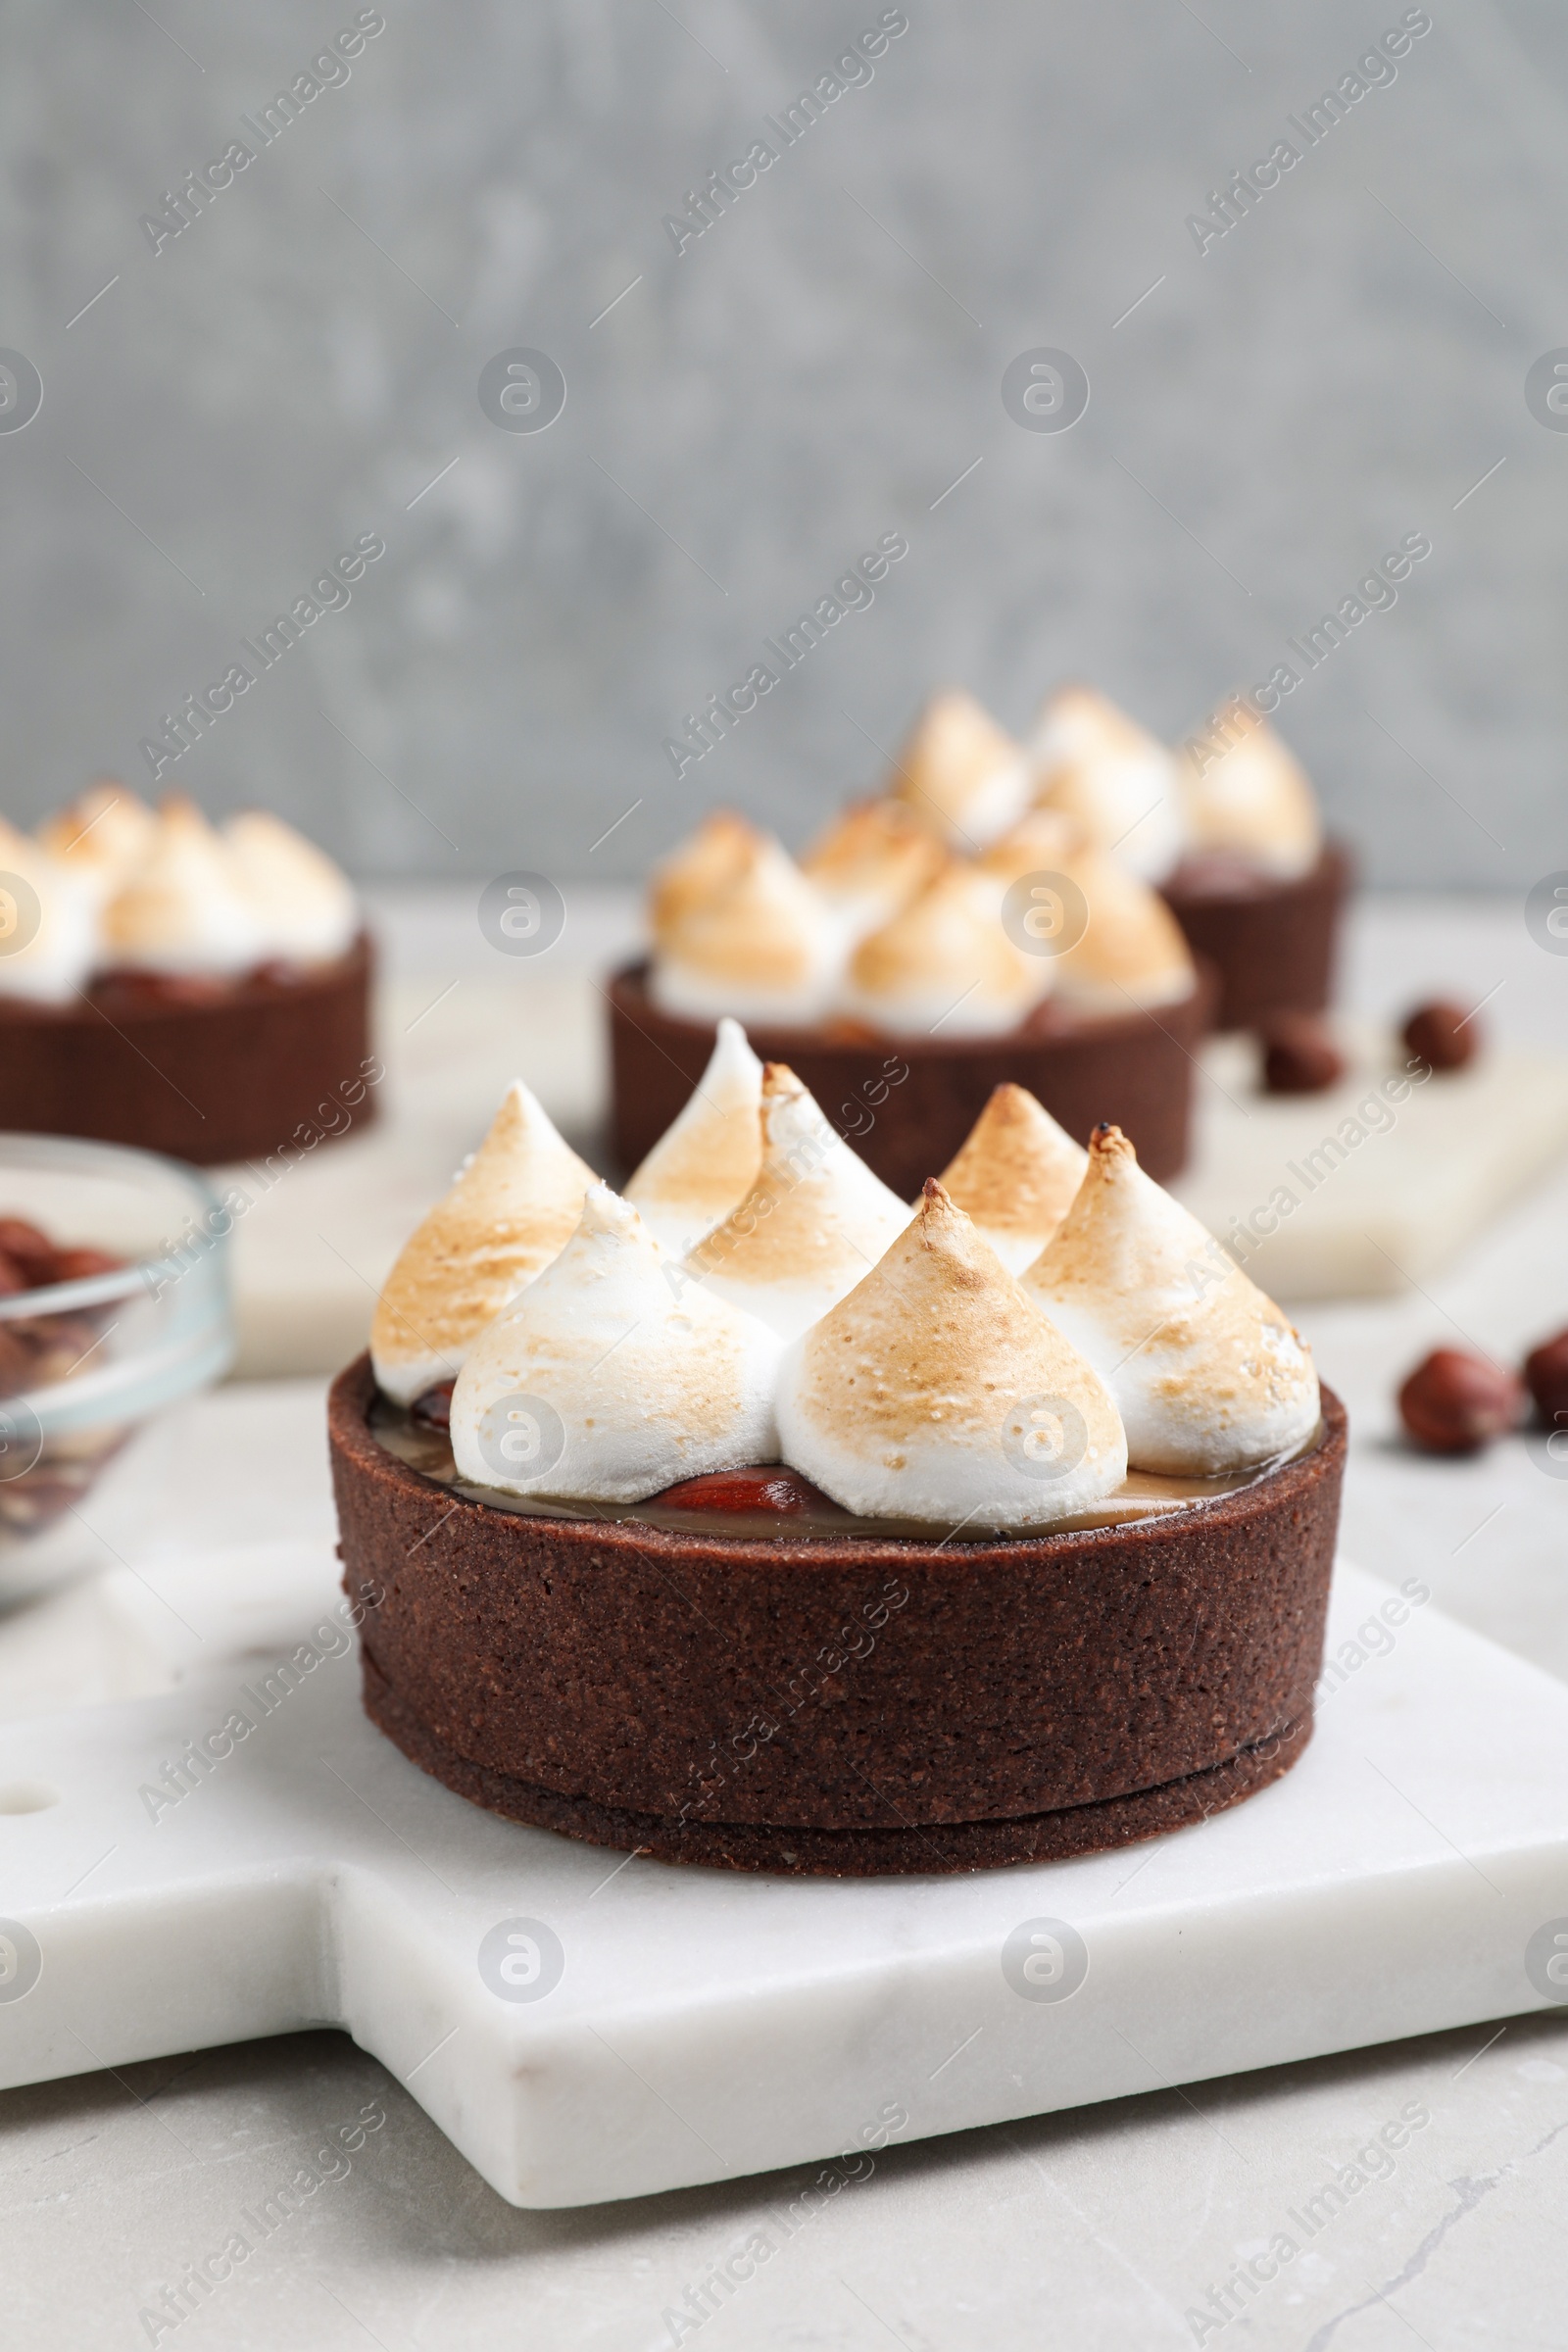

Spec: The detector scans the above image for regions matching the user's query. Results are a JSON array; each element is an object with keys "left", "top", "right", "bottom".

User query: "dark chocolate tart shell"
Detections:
[
  {"left": 607, "top": 961, "right": 1212, "bottom": 1195},
  {"left": 1160, "top": 844, "right": 1351, "bottom": 1034},
  {"left": 0, "top": 932, "right": 376, "bottom": 1166},
  {"left": 329, "top": 1355, "right": 1346, "bottom": 1878}
]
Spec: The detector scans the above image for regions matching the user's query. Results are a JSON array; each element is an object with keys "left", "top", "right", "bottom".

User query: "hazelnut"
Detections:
[
  {"left": 1524, "top": 1328, "right": 1568, "bottom": 1430},
  {"left": 1401, "top": 1000, "right": 1479, "bottom": 1073},
  {"left": 1397, "top": 1348, "right": 1524, "bottom": 1454},
  {"left": 1260, "top": 1013, "right": 1346, "bottom": 1096},
  {"left": 51, "top": 1248, "right": 122, "bottom": 1284},
  {"left": 0, "top": 1218, "right": 56, "bottom": 1284},
  {"left": 411, "top": 1380, "right": 455, "bottom": 1432}
]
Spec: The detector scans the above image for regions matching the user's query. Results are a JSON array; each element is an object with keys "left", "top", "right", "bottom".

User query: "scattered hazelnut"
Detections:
[
  {"left": 51, "top": 1248, "right": 122, "bottom": 1284},
  {"left": 0, "top": 1217, "right": 56, "bottom": 1283},
  {"left": 1397, "top": 1348, "right": 1524, "bottom": 1454},
  {"left": 0, "top": 1324, "right": 33, "bottom": 1402},
  {"left": 1260, "top": 1013, "right": 1346, "bottom": 1096},
  {"left": 1401, "top": 1000, "right": 1479, "bottom": 1073},
  {"left": 1523, "top": 1328, "right": 1568, "bottom": 1430}
]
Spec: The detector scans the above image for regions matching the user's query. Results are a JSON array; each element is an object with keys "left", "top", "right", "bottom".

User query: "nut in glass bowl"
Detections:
[{"left": 0, "top": 1134, "right": 235, "bottom": 1607}]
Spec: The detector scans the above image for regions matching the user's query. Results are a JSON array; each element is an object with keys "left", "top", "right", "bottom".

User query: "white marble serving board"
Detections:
[
  {"left": 1, "top": 1563, "right": 1564, "bottom": 2210},
  {"left": 220, "top": 978, "right": 1568, "bottom": 1374},
  {"left": 1173, "top": 1026, "right": 1568, "bottom": 1302}
]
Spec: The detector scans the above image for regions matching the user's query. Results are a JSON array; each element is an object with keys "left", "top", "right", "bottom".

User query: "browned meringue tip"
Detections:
[
  {"left": 802, "top": 795, "right": 941, "bottom": 864},
  {"left": 648, "top": 809, "right": 764, "bottom": 927},
  {"left": 761, "top": 1060, "right": 806, "bottom": 1100},
  {"left": 74, "top": 774, "right": 141, "bottom": 808},
  {"left": 911, "top": 1171, "right": 963, "bottom": 1223},
  {"left": 1089, "top": 1122, "right": 1137, "bottom": 1162},
  {"left": 912, "top": 1178, "right": 973, "bottom": 1238},
  {"left": 977, "top": 808, "right": 1087, "bottom": 871},
  {"left": 986, "top": 1081, "right": 1043, "bottom": 1127},
  {"left": 662, "top": 807, "right": 758, "bottom": 849}
]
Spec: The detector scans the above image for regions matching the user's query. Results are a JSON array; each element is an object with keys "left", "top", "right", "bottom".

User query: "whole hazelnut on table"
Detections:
[
  {"left": 1260, "top": 1013, "right": 1346, "bottom": 1096},
  {"left": 1397, "top": 1348, "right": 1524, "bottom": 1454},
  {"left": 1524, "top": 1329, "right": 1568, "bottom": 1430},
  {"left": 1401, "top": 1000, "right": 1479, "bottom": 1072}
]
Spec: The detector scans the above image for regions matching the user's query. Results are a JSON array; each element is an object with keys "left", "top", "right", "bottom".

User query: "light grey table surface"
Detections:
[{"left": 3, "top": 894, "right": 1567, "bottom": 2351}]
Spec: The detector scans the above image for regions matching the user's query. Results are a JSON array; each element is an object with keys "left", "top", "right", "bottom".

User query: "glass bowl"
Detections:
[{"left": 0, "top": 1134, "right": 235, "bottom": 1607}]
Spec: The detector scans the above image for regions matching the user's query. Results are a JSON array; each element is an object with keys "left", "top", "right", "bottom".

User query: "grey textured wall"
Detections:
[{"left": 1, "top": 0, "right": 1563, "bottom": 888}]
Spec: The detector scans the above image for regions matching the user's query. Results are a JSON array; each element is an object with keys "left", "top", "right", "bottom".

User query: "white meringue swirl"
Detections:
[
  {"left": 1177, "top": 700, "right": 1322, "bottom": 880},
  {"left": 370, "top": 1080, "right": 597, "bottom": 1403},
  {"left": 1032, "top": 685, "right": 1186, "bottom": 884},
  {"left": 937, "top": 1084, "right": 1087, "bottom": 1273},
  {"left": 224, "top": 810, "right": 359, "bottom": 963},
  {"left": 776, "top": 1181, "right": 1127, "bottom": 1527},
  {"left": 450, "top": 1185, "right": 781, "bottom": 1503},
  {"left": 687, "top": 1063, "right": 911, "bottom": 1339},
  {"left": 650, "top": 833, "right": 838, "bottom": 1026},
  {"left": 1021, "top": 1123, "right": 1319, "bottom": 1473},
  {"left": 624, "top": 1016, "right": 763, "bottom": 1258}
]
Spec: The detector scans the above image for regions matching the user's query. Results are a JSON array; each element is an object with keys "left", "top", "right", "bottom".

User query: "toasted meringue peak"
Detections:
[
  {"left": 649, "top": 810, "right": 762, "bottom": 947},
  {"left": 845, "top": 863, "right": 1043, "bottom": 1037},
  {"left": 450, "top": 1185, "right": 780, "bottom": 1503},
  {"left": 937, "top": 1085, "right": 1088, "bottom": 1273},
  {"left": 1021, "top": 1124, "right": 1319, "bottom": 1474},
  {"left": 888, "top": 691, "right": 1032, "bottom": 849},
  {"left": 974, "top": 806, "right": 1087, "bottom": 886},
  {"left": 370, "top": 1080, "right": 598, "bottom": 1402},
  {"left": 1032, "top": 685, "right": 1185, "bottom": 884},
  {"left": 99, "top": 796, "right": 264, "bottom": 977},
  {"left": 1049, "top": 840, "right": 1196, "bottom": 1012},
  {"left": 1177, "top": 700, "right": 1322, "bottom": 880},
  {"left": 624, "top": 1016, "right": 764, "bottom": 1257},
  {"left": 775, "top": 1180, "right": 1126, "bottom": 1527},
  {"left": 649, "top": 832, "right": 837, "bottom": 1026},
  {"left": 801, "top": 797, "right": 947, "bottom": 946},
  {"left": 690, "top": 1062, "right": 911, "bottom": 1339},
  {"left": 37, "top": 781, "right": 157, "bottom": 904},
  {"left": 0, "top": 821, "right": 98, "bottom": 1004},
  {"left": 223, "top": 810, "right": 359, "bottom": 964}
]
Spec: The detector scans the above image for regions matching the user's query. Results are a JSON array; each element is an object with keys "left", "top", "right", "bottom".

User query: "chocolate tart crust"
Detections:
[
  {"left": 330, "top": 1356, "right": 1346, "bottom": 1877},
  {"left": 0, "top": 932, "right": 376, "bottom": 1166},
  {"left": 360, "top": 1648, "right": 1309, "bottom": 1873},
  {"left": 1160, "top": 844, "right": 1351, "bottom": 1034},
  {"left": 607, "top": 961, "right": 1212, "bottom": 1194}
]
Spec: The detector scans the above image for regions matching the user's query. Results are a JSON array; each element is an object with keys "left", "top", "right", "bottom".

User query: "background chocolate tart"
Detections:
[
  {"left": 607, "top": 961, "right": 1213, "bottom": 1194},
  {"left": 1160, "top": 843, "right": 1351, "bottom": 1033},
  {"left": 0, "top": 932, "right": 376, "bottom": 1166},
  {"left": 329, "top": 1354, "right": 1346, "bottom": 1878}
]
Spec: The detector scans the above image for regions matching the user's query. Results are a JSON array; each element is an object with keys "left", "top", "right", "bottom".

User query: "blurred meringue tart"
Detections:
[
  {"left": 618, "top": 699, "right": 1223, "bottom": 1192},
  {"left": 609, "top": 959, "right": 1211, "bottom": 1199},
  {"left": 0, "top": 789, "right": 376, "bottom": 1164},
  {"left": 332, "top": 1077, "right": 1345, "bottom": 1878},
  {"left": 614, "top": 805, "right": 1209, "bottom": 1194},
  {"left": 1163, "top": 700, "right": 1351, "bottom": 1031}
]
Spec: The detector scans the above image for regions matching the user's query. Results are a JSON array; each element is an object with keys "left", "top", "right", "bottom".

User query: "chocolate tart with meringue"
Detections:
[
  {"left": 1160, "top": 699, "right": 1351, "bottom": 1032},
  {"left": 610, "top": 699, "right": 1211, "bottom": 1194},
  {"left": 0, "top": 787, "right": 375, "bottom": 1164},
  {"left": 331, "top": 1057, "right": 1345, "bottom": 1877},
  {"left": 609, "top": 965, "right": 1208, "bottom": 1201},
  {"left": 1160, "top": 845, "right": 1351, "bottom": 1034},
  {"left": 1032, "top": 684, "right": 1351, "bottom": 1035}
]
